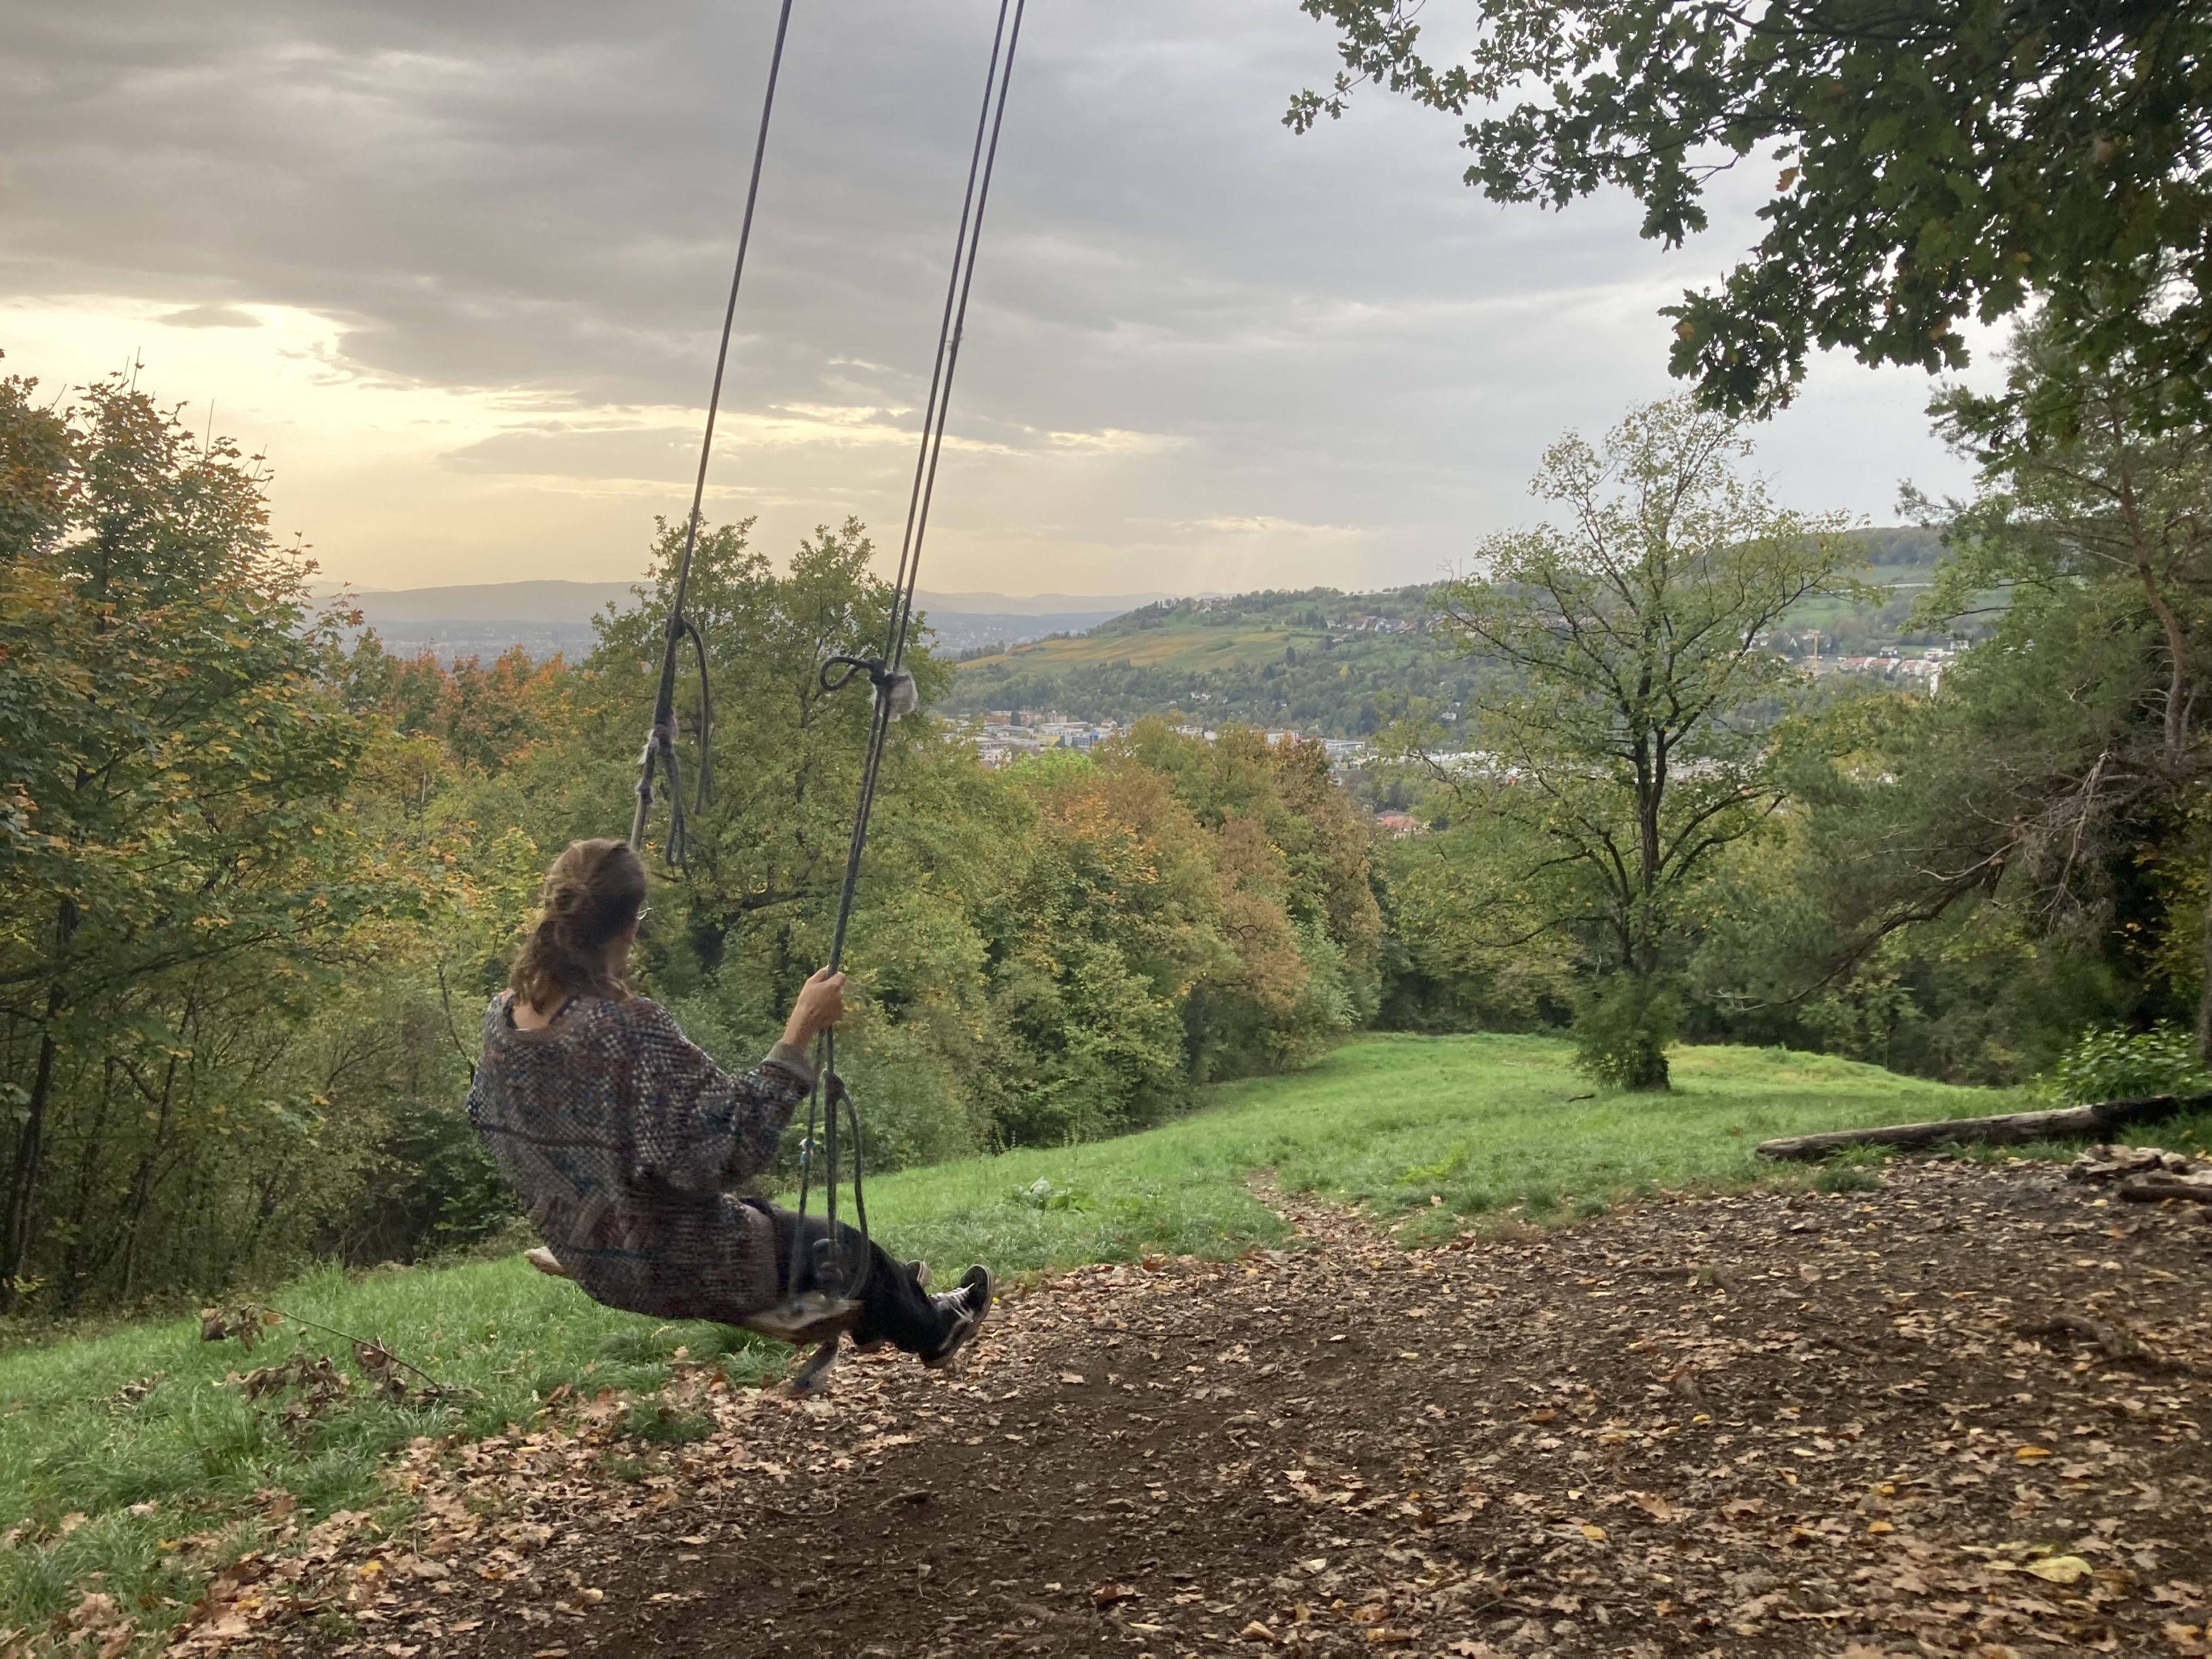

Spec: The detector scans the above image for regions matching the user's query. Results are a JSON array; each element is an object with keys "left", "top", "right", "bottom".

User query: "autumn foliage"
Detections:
[{"left": 0, "top": 374, "right": 1385, "bottom": 1315}]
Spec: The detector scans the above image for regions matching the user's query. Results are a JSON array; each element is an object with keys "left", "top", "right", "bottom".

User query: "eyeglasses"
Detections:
[{"left": 635, "top": 902, "right": 653, "bottom": 923}]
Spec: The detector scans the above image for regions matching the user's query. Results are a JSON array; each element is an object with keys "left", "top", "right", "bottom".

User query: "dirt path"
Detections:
[{"left": 183, "top": 1163, "right": 2212, "bottom": 1658}]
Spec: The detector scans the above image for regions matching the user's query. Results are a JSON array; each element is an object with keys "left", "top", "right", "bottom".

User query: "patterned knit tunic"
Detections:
[{"left": 466, "top": 992, "right": 814, "bottom": 1322}]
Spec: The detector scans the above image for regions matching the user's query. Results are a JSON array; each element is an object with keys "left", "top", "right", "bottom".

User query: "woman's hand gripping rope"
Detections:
[{"left": 783, "top": 968, "right": 848, "bottom": 1048}]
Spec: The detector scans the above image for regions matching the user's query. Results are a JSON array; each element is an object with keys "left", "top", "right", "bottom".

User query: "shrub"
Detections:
[
  {"left": 1009, "top": 1178, "right": 1087, "bottom": 1211},
  {"left": 1571, "top": 976, "right": 1683, "bottom": 1091},
  {"left": 2044, "top": 1023, "right": 2211, "bottom": 1106}
]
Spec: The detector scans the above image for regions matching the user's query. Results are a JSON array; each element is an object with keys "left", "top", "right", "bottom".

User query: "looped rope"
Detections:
[
  {"left": 629, "top": 0, "right": 798, "bottom": 870},
  {"left": 819, "top": 654, "right": 918, "bottom": 717},
  {"left": 818, "top": 654, "right": 874, "bottom": 695},
  {"left": 634, "top": 619, "right": 717, "bottom": 868}
]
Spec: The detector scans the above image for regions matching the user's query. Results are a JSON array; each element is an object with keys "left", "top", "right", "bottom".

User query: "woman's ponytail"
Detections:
[{"left": 511, "top": 839, "right": 648, "bottom": 1011}]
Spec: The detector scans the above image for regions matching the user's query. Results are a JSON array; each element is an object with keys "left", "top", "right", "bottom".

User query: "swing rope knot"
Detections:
[{"left": 819, "top": 654, "right": 918, "bottom": 718}]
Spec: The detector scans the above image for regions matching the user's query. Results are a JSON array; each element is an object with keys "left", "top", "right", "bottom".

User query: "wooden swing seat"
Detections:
[{"left": 523, "top": 1246, "right": 861, "bottom": 1393}]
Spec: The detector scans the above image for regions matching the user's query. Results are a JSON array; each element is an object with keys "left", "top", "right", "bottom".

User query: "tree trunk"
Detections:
[
  {"left": 1754, "top": 1091, "right": 2208, "bottom": 1160},
  {"left": 119, "top": 1054, "right": 180, "bottom": 1299},
  {"left": 2102, "top": 406, "right": 2196, "bottom": 762},
  {"left": 60, "top": 1059, "right": 119, "bottom": 1301},
  {"left": 4, "top": 897, "right": 79, "bottom": 1306},
  {"left": 2200, "top": 839, "right": 2212, "bottom": 1069},
  {"left": 1625, "top": 1037, "right": 1671, "bottom": 1092},
  {"left": 1, "top": 1005, "right": 60, "bottom": 1303}
]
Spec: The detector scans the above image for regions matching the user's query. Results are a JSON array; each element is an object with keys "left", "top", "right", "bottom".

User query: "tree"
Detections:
[
  {"left": 987, "top": 755, "right": 1225, "bottom": 1143},
  {"left": 1419, "top": 398, "right": 1849, "bottom": 1088},
  {"left": 0, "top": 367, "right": 387, "bottom": 1304},
  {"left": 1940, "top": 323, "right": 2212, "bottom": 1072},
  {"left": 1288, "top": 0, "right": 2212, "bottom": 425},
  {"left": 1112, "top": 720, "right": 1385, "bottom": 1075},
  {"left": 1694, "top": 321, "right": 2212, "bottom": 1074},
  {"left": 1930, "top": 322, "right": 2212, "bottom": 775}
]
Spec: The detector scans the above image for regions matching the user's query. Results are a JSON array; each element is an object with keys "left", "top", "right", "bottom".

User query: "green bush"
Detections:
[
  {"left": 2044, "top": 1023, "right": 2211, "bottom": 1105},
  {"left": 1571, "top": 976, "right": 1683, "bottom": 1091},
  {"left": 1008, "top": 1177, "right": 1087, "bottom": 1211}
]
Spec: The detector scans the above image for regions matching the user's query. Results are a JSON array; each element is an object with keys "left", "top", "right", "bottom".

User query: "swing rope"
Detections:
[
  {"left": 795, "top": 0, "right": 1030, "bottom": 1308},
  {"left": 628, "top": 0, "right": 801, "bottom": 870},
  {"left": 620, "top": 0, "right": 1030, "bottom": 1319}
]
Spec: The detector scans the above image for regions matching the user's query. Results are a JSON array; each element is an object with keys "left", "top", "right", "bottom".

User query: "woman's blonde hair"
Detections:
[{"left": 511, "top": 838, "right": 647, "bottom": 1010}]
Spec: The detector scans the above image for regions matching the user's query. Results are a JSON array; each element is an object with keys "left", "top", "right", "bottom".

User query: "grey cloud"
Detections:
[
  {"left": 441, "top": 426, "right": 699, "bottom": 481},
  {"left": 1, "top": 0, "right": 1974, "bottom": 590},
  {"left": 158, "top": 303, "right": 262, "bottom": 328}
]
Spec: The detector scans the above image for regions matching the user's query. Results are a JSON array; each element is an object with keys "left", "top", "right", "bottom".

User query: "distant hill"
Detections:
[
  {"left": 325, "top": 533, "right": 1958, "bottom": 692},
  {"left": 905, "top": 595, "right": 1161, "bottom": 652},
  {"left": 910, "top": 589, "right": 1175, "bottom": 618},
  {"left": 942, "top": 528, "right": 1962, "bottom": 737},
  {"left": 1773, "top": 526, "right": 1991, "bottom": 653},
  {"left": 345, "top": 580, "right": 640, "bottom": 623},
  {"left": 334, "top": 580, "right": 1165, "bottom": 662},
  {"left": 944, "top": 585, "right": 1484, "bottom": 738}
]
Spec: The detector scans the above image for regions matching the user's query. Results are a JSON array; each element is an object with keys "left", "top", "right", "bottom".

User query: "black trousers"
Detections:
[{"left": 749, "top": 1200, "right": 952, "bottom": 1354}]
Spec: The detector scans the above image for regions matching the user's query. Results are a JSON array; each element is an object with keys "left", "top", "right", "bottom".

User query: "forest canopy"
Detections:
[{"left": 0, "top": 367, "right": 1382, "bottom": 1315}]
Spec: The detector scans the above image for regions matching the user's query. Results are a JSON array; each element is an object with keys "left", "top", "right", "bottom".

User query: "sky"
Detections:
[{"left": 1, "top": 0, "right": 1999, "bottom": 598}]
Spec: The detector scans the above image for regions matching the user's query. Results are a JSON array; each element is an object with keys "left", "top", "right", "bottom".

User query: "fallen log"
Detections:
[
  {"left": 1754, "top": 1091, "right": 2212, "bottom": 1162},
  {"left": 2118, "top": 1176, "right": 2212, "bottom": 1205}
]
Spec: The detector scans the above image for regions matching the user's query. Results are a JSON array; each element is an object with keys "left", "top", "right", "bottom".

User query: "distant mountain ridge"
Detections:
[
  {"left": 944, "top": 583, "right": 1464, "bottom": 738},
  {"left": 343, "top": 580, "right": 638, "bottom": 624},
  {"left": 911, "top": 589, "right": 1179, "bottom": 617},
  {"left": 334, "top": 580, "right": 1173, "bottom": 660},
  {"left": 328, "top": 532, "right": 1945, "bottom": 688},
  {"left": 343, "top": 580, "right": 1174, "bottom": 623}
]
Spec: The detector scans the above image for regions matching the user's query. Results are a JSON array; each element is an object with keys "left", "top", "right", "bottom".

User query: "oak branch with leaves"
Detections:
[{"left": 1289, "top": 0, "right": 2212, "bottom": 428}]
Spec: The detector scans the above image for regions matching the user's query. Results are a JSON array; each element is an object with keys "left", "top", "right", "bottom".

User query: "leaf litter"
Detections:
[{"left": 130, "top": 1158, "right": 2211, "bottom": 1659}]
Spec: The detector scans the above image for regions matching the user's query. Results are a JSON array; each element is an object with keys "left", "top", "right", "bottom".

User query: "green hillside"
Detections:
[
  {"left": 940, "top": 584, "right": 1480, "bottom": 736},
  {"left": 940, "top": 530, "right": 1958, "bottom": 733}
]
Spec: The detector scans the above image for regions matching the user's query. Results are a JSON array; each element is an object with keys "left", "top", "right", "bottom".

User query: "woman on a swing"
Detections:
[{"left": 468, "top": 837, "right": 992, "bottom": 1373}]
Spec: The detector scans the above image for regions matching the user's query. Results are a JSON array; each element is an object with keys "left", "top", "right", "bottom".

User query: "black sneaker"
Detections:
[{"left": 923, "top": 1265, "right": 994, "bottom": 1368}]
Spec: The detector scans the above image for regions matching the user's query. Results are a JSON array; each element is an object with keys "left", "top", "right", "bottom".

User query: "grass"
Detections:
[
  {"left": 861, "top": 1034, "right": 2039, "bottom": 1261},
  {"left": 0, "top": 1260, "right": 791, "bottom": 1644},
  {"left": 4, "top": 1031, "right": 2204, "bottom": 1644}
]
